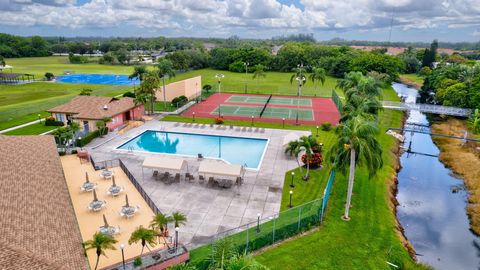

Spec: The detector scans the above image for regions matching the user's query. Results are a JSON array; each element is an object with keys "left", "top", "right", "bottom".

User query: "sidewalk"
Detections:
[{"left": 0, "top": 119, "right": 42, "bottom": 134}]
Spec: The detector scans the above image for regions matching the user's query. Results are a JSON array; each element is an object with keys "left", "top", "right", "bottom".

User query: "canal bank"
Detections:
[{"left": 392, "top": 83, "right": 480, "bottom": 270}]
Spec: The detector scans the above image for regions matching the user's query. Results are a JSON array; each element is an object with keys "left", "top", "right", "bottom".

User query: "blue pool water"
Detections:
[
  {"left": 117, "top": 131, "right": 269, "bottom": 169},
  {"left": 56, "top": 74, "right": 140, "bottom": 85}
]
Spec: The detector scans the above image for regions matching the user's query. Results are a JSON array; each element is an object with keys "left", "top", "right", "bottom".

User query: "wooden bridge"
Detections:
[{"left": 382, "top": 101, "right": 472, "bottom": 117}]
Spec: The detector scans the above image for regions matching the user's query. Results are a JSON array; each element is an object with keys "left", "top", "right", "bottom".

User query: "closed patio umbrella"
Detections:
[
  {"left": 103, "top": 214, "right": 109, "bottom": 227},
  {"left": 112, "top": 176, "right": 116, "bottom": 187},
  {"left": 93, "top": 189, "right": 98, "bottom": 202},
  {"left": 125, "top": 194, "right": 130, "bottom": 207},
  {"left": 85, "top": 172, "right": 89, "bottom": 183}
]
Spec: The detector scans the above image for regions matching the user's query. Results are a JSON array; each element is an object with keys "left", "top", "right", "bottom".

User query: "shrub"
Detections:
[
  {"left": 123, "top": 91, "right": 136, "bottom": 98},
  {"left": 75, "top": 129, "right": 106, "bottom": 147},
  {"left": 301, "top": 152, "right": 323, "bottom": 168},
  {"left": 171, "top": 95, "right": 188, "bottom": 107},
  {"left": 44, "top": 72, "right": 55, "bottom": 81},
  {"left": 320, "top": 122, "right": 332, "bottom": 131},
  {"left": 202, "top": 84, "right": 212, "bottom": 93},
  {"left": 79, "top": 88, "right": 93, "bottom": 96},
  {"left": 44, "top": 116, "right": 64, "bottom": 126},
  {"left": 214, "top": 116, "right": 224, "bottom": 125},
  {"left": 133, "top": 257, "right": 142, "bottom": 267}
]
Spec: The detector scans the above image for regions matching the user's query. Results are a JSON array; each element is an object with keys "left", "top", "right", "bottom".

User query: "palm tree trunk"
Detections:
[
  {"left": 344, "top": 148, "right": 356, "bottom": 220},
  {"left": 162, "top": 77, "right": 167, "bottom": 110},
  {"left": 305, "top": 159, "right": 310, "bottom": 180},
  {"left": 295, "top": 153, "right": 304, "bottom": 175},
  {"left": 141, "top": 244, "right": 145, "bottom": 256},
  {"left": 94, "top": 255, "right": 100, "bottom": 270}
]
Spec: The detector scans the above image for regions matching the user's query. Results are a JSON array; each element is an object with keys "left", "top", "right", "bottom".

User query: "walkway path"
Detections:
[
  {"left": 382, "top": 101, "right": 472, "bottom": 117},
  {"left": 0, "top": 119, "right": 42, "bottom": 134}
]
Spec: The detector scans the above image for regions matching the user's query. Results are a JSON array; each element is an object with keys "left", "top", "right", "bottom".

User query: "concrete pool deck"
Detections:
[{"left": 87, "top": 120, "right": 310, "bottom": 247}]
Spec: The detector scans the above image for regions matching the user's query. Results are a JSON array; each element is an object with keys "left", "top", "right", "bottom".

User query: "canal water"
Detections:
[{"left": 393, "top": 83, "right": 480, "bottom": 269}]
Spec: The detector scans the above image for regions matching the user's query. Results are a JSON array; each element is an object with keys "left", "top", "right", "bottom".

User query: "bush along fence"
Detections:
[
  {"left": 190, "top": 170, "right": 336, "bottom": 269},
  {"left": 332, "top": 90, "right": 343, "bottom": 114}
]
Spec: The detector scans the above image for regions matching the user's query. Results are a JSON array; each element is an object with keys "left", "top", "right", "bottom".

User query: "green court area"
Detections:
[
  {"left": 212, "top": 104, "right": 314, "bottom": 120},
  {"left": 227, "top": 95, "right": 312, "bottom": 106}
]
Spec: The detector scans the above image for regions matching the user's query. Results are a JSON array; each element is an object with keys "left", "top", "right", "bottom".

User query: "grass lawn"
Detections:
[
  {"left": 5, "top": 56, "right": 134, "bottom": 78},
  {"left": 399, "top": 74, "right": 424, "bottom": 88},
  {"left": 3, "top": 123, "right": 58, "bottom": 135},
  {"left": 163, "top": 84, "right": 428, "bottom": 269}
]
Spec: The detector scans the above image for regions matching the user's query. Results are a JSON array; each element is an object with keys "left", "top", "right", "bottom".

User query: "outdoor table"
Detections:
[
  {"left": 107, "top": 185, "right": 123, "bottom": 196},
  {"left": 81, "top": 182, "right": 96, "bottom": 192},
  {"left": 120, "top": 206, "right": 138, "bottom": 218},
  {"left": 99, "top": 225, "right": 118, "bottom": 236},
  {"left": 89, "top": 200, "right": 106, "bottom": 211},
  {"left": 100, "top": 170, "right": 114, "bottom": 180}
]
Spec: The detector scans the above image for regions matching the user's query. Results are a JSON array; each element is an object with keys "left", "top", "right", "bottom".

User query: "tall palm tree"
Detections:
[
  {"left": 150, "top": 213, "right": 173, "bottom": 245},
  {"left": 297, "top": 136, "right": 316, "bottom": 180},
  {"left": 284, "top": 139, "right": 305, "bottom": 176},
  {"left": 128, "top": 226, "right": 157, "bottom": 256},
  {"left": 129, "top": 65, "right": 148, "bottom": 81},
  {"left": 327, "top": 116, "right": 383, "bottom": 221},
  {"left": 171, "top": 211, "right": 187, "bottom": 228},
  {"left": 336, "top": 71, "right": 364, "bottom": 94},
  {"left": 340, "top": 93, "right": 382, "bottom": 122},
  {"left": 252, "top": 64, "right": 266, "bottom": 92},
  {"left": 290, "top": 65, "right": 308, "bottom": 84},
  {"left": 133, "top": 93, "right": 149, "bottom": 119},
  {"left": 309, "top": 67, "right": 326, "bottom": 93},
  {"left": 137, "top": 71, "right": 160, "bottom": 115},
  {"left": 156, "top": 58, "right": 176, "bottom": 110},
  {"left": 83, "top": 233, "right": 118, "bottom": 270}
]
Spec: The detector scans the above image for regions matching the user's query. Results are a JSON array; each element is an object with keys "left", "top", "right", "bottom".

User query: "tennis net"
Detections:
[{"left": 259, "top": 94, "right": 273, "bottom": 117}]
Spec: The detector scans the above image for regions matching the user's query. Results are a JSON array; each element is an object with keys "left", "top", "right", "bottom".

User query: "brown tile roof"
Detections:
[
  {"left": 0, "top": 135, "right": 87, "bottom": 270},
  {"left": 48, "top": 96, "right": 138, "bottom": 120}
]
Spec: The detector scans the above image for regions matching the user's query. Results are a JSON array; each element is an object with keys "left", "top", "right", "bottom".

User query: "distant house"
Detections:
[
  {"left": 0, "top": 135, "right": 87, "bottom": 270},
  {"left": 48, "top": 96, "right": 144, "bottom": 133}
]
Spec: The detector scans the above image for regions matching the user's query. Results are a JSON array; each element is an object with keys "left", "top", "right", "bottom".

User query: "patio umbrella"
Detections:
[
  {"left": 85, "top": 172, "right": 90, "bottom": 183},
  {"left": 125, "top": 194, "right": 130, "bottom": 207},
  {"left": 112, "top": 175, "right": 117, "bottom": 187},
  {"left": 93, "top": 189, "right": 98, "bottom": 202},
  {"left": 103, "top": 214, "right": 109, "bottom": 227}
]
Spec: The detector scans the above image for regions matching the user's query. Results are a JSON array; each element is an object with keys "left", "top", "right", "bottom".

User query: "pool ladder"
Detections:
[{"left": 127, "top": 146, "right": 134, "bottom": 152}]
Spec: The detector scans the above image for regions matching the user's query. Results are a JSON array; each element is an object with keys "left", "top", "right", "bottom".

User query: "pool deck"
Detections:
[
  {"left": 87, "top": 120, "right": 310, "bottom": 248},
  {"left": 60, "top": 155, "right": 163, "bottom": 270}
]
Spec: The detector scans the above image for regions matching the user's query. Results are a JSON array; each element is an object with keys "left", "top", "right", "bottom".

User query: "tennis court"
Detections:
[
  {"left": 227, "top": 95, "right": 312, "bottom": 106},
  {"left": 211, "top": 104, "right": 314, "bottom": 120},
  {"left": 182, "top": 93, "right": 341, "bottom": 125}
]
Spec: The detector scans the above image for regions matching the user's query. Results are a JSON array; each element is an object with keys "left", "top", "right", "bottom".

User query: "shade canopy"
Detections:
[
  {"left": 142, "top": 156, "right": 187, "bottom": 171},
  {"left": 198, "top": 161, "right": 243, "bottom": 178}
]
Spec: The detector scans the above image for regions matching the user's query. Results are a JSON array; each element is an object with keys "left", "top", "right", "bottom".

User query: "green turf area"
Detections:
[
  {"left": 212, "top": 104, "right": 314, "bottom": 120},
  {"left": 5, "top": 56, "right": 134, "bottom": 77},
  {"left": 3, "top": 123, "right": 58, "bottom": 135},
  {"left": 163, "top": 85, "right": 429, "bottom": 270},
  {"left": 399, "top": 74, "right": 424, "bottom": 87},
  {"left": 227, "top": 95, "right": 312, "bottom": 106}
]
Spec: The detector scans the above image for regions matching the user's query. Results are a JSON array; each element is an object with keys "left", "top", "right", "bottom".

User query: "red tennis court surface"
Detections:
[{"left": 182, "top": 93, "right": 341, "bottom": 125}]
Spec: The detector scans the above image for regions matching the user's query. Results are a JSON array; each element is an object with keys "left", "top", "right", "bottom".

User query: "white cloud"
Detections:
[{"left": 0, "top": 0, "right": 479, "bottom": 37}]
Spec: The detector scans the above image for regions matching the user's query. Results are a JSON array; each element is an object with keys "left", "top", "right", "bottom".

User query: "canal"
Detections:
[{"left": 393, "top": 82, "right": 480, "bottom": 269}]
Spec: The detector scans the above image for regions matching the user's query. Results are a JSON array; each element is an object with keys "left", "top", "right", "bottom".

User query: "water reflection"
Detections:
[{"left": 393, "top": 83, "right": 480, "bottom": 270}]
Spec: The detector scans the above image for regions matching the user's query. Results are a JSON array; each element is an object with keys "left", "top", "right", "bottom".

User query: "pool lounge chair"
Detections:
[{"left": 199, "top": 175, "right": 205, "bottom": 184}]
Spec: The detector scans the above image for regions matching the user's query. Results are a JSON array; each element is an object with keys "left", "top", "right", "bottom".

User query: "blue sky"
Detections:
[{"left": 0, "top": 0, "right": 479, "bottom": 42}]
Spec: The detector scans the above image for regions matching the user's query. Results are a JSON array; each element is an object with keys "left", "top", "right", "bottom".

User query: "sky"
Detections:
[{"left": 0, "top": 0, "right": 479, "bottom": 42}]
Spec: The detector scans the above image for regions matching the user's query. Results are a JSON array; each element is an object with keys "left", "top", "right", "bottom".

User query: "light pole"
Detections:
[
  {"left": 78, "top": 137, "right": 82, "bottom": 149},
  {"left": 251, "top": 116, "right": 254, "bottom": 126},
  {"left": 215, "top": 74, "right": 224, "bottom": 116},
  {"left": 192, "top": 112, "right": 196, "bottom": 122},
  {"left": 256, "top": 213, "right": 261, "bottom": 232},
  {"left": 175, "top": 227, "right": 179, "bottom": 251},
  {"left": 38, "top": 114, "right": 41, "bottom": 124},
  {"left": 316, "top": 125, "right": 319, "bottom": 137},
  {"left": 282, "top": 117, "right": 285, "bottom": 128},
  {"left": 120, "top": 244, "right": 125, "bottom": 270},
  {"left": 295, "top": 76, "right": 305, "bottom": 126},
  {"left": 289, "top": 190, "right": 293, "bottom": 208},
  {"left": 244, "top": 62, "right": 249, "bottom": 94},
  {"left": 290, "top": 171, "right": 295, "bottom": 188}
]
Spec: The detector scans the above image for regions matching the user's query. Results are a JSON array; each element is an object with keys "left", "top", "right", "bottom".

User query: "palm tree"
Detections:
[
  {"left": 296, "top": 136, "right": 317, "bottom": 180},
  {"left": 340, "top": 93, "right": 382, "bottom": 122},
  {"left": 137, "top": 71, "right": 160, "bottom": 115},
  {"left": 336, "top": 71, "right": 364, "bottom": 94},
  {"left": 309, "top": 67, "right": 326, "bottom": 93},
  {"left": 171, "top": 211, "right": 187, "bottom": 228},
  {"left": 129, "top": 65, "right": 148, "bottom": 81},
  {"left": 156, "top": 58, "right": 176, "bottom": 110},
  {"left": 128, "top": 226, "right": 157, "bottom": 256},
  {"left": 252, "top": 64, "right": 266, "bottom": 92},
  {"left": 327, "top": 116, "right": 383, "bottom": 221},
  {"left": 290, "top": 65, "right": 308, "bottom": 85},
  {"left": 133, "top": 93, "right": 149, "bottom": 119},
  {"left": 83, "top": 233, "right": 117, "bottom": 270},
  {"left": 150, "top": 213, "right": 173, "bottom": 245}
]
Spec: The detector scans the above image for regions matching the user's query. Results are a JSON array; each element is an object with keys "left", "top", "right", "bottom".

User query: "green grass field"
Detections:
[{"left": 3, "top": 123, "right": 57, "bottom": 135}]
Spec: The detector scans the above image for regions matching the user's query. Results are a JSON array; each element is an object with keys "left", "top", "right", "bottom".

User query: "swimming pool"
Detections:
[
  {"left": 56, "top": 74, "right": 140, "bottom": 85},
  {"left": 117, "top": 131, "right": 269, "bottom": 169}
]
